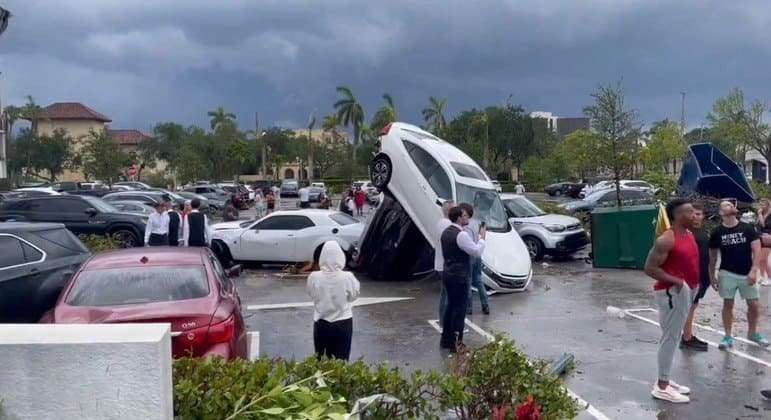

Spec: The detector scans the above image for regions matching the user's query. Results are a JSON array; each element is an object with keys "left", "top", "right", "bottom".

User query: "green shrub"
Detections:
[
  {"left": 78, "top": 234, "right": 121, "bottom": 253},
  {"left": 173, "top": 338, "right": 579, "bottom": 419},
  {"left": 751, "top": 180, "right": 771, "bottom": 200},
  {"left": 641, "top": 171, "right": 677, "bottom": 201}
]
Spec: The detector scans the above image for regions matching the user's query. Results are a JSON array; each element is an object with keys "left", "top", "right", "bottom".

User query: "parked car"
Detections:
[
  {"left": 146, "top": 189, "right": 189, "bottom": 208},
  {"left": 280, "top": 180, "right": 299, "bottom": 197},
  {"left": 544, "top": 182, "right": 585, "bottom": 198},
  {"left": 110, "top": 200, "right": 155, "bottom": 216},
  {"left": 50, "top": 181, "right": 113, "bottom": 197},
  {"left": 108, "top": 185, "right": 136, "bottom": 192},
  {"left": 0, "top": 195, "right": 148, "bottom": 247},
  {"left": 183, "top": 185, "right": 230, "bottom": 206},
  {"left": 579, "top": 179, "right": 654, "bottom": 198},
  {"left": 352, "top": 180, "right": 377, "bottom": 194},
  {"left": 0, "top": 191, "right": 26, "bottom": 201},
  {"left": 0, "top": 222, "right": 91, "bottom": 323},
  {"left": 560, "top": 188, "right": 655, "bottom": 214},
  {"left": 500, "top": 194, "right": 588, "bottom": 260},
  {"left": 176, "top": 191, "right": 215, "bottom": 210},
  {"left": 251, "top": 180, "right": 274, "bottom": 195},
  {"left": 103, "top": 191, "right": 183, "bottom": 208},
  {"left": 368, "top": 122, "right": 532, "bottom": 292},
  {"left": 210, "top": 209, "right": 363, "bottom": 265},
  {"left": 13, "top": 187, "right": 61, "bottom": 196},
  {"left": 114, "top": 181, "right": 153, "bottom": 190},
  {"left": 217, "top": 183, "right": 251, "bottom": 207},
  {"left": 40, "top": 247, "right": 247, "bottom": 360},
  {"left": 311, "top": 182, "right": 327, "bottom": 192}
]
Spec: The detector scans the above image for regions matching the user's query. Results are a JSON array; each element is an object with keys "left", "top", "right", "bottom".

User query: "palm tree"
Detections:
[
  {"left": 2, "top": 105, "right": 22, "bottom": 142},
  {"left": 422, "top": 96, "right": 447, "bottom": 136},
  {"left": 22, "top": 95, "right": 41, "bottom": 136},
  {"left": 477, "top": 112, "right": 490, "bottom": 171},
  {"left": 371, "top": 93, "right": 397, "bottom": 133},
  {"left": 333, "top": 86, "right": 365, "bottom": 162},
  {"left": 322, "top": 114, "right": 340, "bottom": 138},
  {"left": 307, "top": 112, "right": 316, "bottom": 182},
  {"left": 207, "top": 106, "right": 236, "bottom": 131}
]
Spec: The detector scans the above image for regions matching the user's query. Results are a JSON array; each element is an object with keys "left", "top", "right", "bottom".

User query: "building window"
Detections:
[{"left": 284, "top": 168, "right": 295, "bottom": 179}]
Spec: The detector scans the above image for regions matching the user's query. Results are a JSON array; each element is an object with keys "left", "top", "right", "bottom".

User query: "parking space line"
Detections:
[
  {"left": 246, "top": 297, "right": 413, "bottom": 311},
  {"left": 426, "top": 319, "right": 611, "bottom": 420},
  {"left": 627, "top": 307, "right": 767, "bottom": 350},
  {"left": 622, "top": 309, "right": 771, "bottom": 368}
]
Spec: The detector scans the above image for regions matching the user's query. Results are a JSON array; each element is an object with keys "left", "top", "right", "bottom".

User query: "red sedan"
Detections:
[{"left": 41, "top": 247, "right": 247, "bottom": 360}]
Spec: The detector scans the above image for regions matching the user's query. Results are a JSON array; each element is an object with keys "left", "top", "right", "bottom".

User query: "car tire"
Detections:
[
  {"left": 370, "top": 154, "right": 391, "bottom": 189},
  {"left": 523, "top": 236, "right": 545, "bottom": 261},
  {"left": 111, "top": 229, "right": 139, "bottom": 248},
  {"left": 211, "top": 240, "right": 235, "bottom": 267},
  {"left": 554, "top": 190, "right": 562, "bottom": 197}
]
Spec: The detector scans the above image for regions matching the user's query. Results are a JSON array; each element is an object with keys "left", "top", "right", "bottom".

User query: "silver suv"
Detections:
[{"left": 500, "top": 193, "right": 588, "bottom": 260}]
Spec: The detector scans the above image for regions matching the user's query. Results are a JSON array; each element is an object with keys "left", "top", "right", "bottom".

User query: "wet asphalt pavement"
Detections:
[{"left": 232, "top": 197, "right": 771, "bottom": 419}]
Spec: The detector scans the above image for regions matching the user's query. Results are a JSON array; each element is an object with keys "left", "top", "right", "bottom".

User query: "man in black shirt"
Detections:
[
  {"left": 708, "top": 200, "right": 768, "bottom": 349},
  {"left": 681, "top": 203, "right": 709, "bottom": 351},
  {"left": 183, "top": 199, "right": 210, "bottom": 247}
]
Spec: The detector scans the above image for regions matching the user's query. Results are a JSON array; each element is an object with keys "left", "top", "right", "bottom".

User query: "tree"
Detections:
[
  {"left": 79, "top": 129, "right": 131, "bottom": 186},
  {"left": 22, "top": 95, "right": 41, "bottom": 135},
  {"left": 583, "top": 81, "right": 642, "bottom": 207},
  {"left": 640, "top": 122, "right": 685, "bottom": 174},
  {"left": 561, "top": 129, "right": 602, "bottom": 181},
  {"left": 307, "top": 113, "right": 316, "bottom": 182},
  {"left": 207, "top": 106, "right": 237, "bottom": 131},
  {"left": 334, "top": 86, "right": 365, "bottom": 162},
  {"left": 176, "top": 143, "right": 208, "bottom": 185},
  {"left": 422, "top": 96, "right": 447, "bottom": 136},
  {"left": 151, "top": 122, "right": 187, "bottom": 173},
  {"left": 314, "top": 137, "right": 348, "bottom": 178},
  {"left": 227, "top": 138, "right": 251, "bottom": 182},
  {"left": 2, "top": 105, "right": 22, "bottom": 142},
  {"left": 370, "top": 93, "right": 397, "bottom": 133},
  {"left": 34, "top": 128, "right": 74, "bottom": 182},
  {"left": 322, "top": 114, "right": 340, "bottom": 136}
]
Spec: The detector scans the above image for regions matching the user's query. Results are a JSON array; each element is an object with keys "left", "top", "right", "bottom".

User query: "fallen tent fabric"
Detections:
[
  {"left": 677, "top": 143, "right": 754, "bottom": 204},
  {"left": 356, "top": 190, "right": 434, "bottom": 280}
]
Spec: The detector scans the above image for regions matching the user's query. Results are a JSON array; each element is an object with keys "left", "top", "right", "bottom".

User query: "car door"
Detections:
[
  {"left": 0, "top": 234, "right": 47, "bottom": 322},
  {"left": 239, "top": 215, "right": 314, "bottom": 261},
  {"left": 53, "top": 197, "right": 103, "bottom": 235}
]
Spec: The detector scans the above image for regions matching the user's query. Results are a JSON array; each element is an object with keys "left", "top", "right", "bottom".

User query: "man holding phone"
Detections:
[
  {"left": 460, "top": 203, "right": 489, "bottom": 315},
  {"left": 708, "top": 200, "right": 769, "bottom": 349}
]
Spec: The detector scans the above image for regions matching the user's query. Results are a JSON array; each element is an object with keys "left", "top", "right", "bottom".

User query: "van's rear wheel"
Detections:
[{"left": 370, "top": 155, "right": 391, "bottom": 189}]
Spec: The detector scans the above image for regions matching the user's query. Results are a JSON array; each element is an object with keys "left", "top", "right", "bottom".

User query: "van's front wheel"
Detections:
[{"left": 370, "top": 154, "right": 391, "bottom": 189}]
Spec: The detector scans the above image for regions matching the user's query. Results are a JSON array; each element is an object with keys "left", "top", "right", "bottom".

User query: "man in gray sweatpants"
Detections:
[{"left": 644, "top": 198, "right": 700, "bottom": 404}]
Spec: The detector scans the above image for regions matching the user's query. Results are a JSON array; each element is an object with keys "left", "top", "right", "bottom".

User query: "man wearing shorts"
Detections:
[
  {"left": 680, "top": 202, "right": 710, "bottom": 351},
  {"left": 708, "top": 200, "right": 769, "bottom": 349},
  {"left": 645, "top": 198, "right": 699, "bottom": 403}
]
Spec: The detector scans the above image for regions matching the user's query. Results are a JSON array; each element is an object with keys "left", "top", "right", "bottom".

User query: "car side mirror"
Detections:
[
  {"left": 225, "top": 264, "right": 243, "bottom": 278},
  {"left": 85, "top": 208, "right": 98, "bottom": 217},
  {"left": 435, "top": 199, "right": 443, "bottom": 207}
]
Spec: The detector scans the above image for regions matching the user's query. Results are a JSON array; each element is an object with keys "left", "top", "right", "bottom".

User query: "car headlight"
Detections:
[
  {"left": 545, "top": 224, "right": 567, "bottom": 233},
  {"left": 481, "top": 262, "right": 494, "bottom": 276}
]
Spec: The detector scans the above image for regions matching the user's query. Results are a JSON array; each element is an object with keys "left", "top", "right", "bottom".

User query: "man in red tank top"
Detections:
[{"left": 644, "top": 198, "right": 699, "bottom": 404}]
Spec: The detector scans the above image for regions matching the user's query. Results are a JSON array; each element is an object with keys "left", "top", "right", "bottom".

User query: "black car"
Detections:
[
  {"left": 0, "top": 222, "right": 91, "bottom": 322},
  {"left": 559, "top": 188, "right": 655, "bottom": 214},
  {"left": 281, "top": 180, "right": 299, "bottom": 197},
  {"left": 544, "top": 182, "right": 586, "bottom": 198},
  {"left": 102, "top": 190, "right": 184, "bottom": 208},
  {"left": 0, "top": 195, "right": 148, "bottom": 247}
]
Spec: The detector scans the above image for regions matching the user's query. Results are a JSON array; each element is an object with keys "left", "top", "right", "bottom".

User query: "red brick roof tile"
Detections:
[
  {"left": 38, "top": 102, "right": 112, "bottom": 122},
  {"left": 108, "top": 129, "right": 151, "bottom": 146}
]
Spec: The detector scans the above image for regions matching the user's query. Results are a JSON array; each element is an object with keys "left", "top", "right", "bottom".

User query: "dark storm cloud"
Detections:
[{"left": 1, "top": 0, "right": 770, "bottom": 131}]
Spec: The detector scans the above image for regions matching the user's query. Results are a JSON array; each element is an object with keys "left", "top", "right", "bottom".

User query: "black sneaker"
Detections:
[
  {"left": 482, "top": 305, "right": 490, "bottom": 315},
  {"left": 761, "top": 389, "right": 771, "bottom": 400},
  {"left": 680, "top": 336, "right": 708, "bottom": 351}
]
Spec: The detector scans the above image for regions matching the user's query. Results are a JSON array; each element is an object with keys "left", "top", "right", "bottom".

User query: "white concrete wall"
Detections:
[{"left": 0, "top": 324, "right": 173, "bottom": 420}]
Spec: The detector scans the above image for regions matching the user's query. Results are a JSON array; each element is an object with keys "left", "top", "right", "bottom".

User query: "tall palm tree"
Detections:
[
  {"left": 207, "top": 106, "right": 236, "bottom": 131},
  {"left": 22, "top": 96, "right": 41, "bottom": 136},
  {"left": 307, "top": 112, "right": 316, "bottom": 182},
  {"left": 371, "top": 93, "right": 397, "bottom": 133},
  {"left": 422, "top": 96, "right": 447, "bottom": 136},
  {"left": 333, "top": 86, "right": 365, "bottom": 162},
  {"left": 2, "top": 105, "right": 22, "bottom": 142},
  {"left": 477, "top": 112, "right": 490, "bottom": 171},
  {"left": 322, "top": 114, "right": 340, "bottom": 137}
]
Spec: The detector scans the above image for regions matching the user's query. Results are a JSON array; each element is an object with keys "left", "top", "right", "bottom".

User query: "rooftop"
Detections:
[
  {"left": 108, "top": 129, "right": 151, "bottom": 146},
  {"left": 37, "top": 102, "right": 112, "bottom": 123}
]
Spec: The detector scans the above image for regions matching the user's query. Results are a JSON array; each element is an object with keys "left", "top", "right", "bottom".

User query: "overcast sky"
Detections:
[{"left": 1, "top": 0, "right": 769, "bottom": 132}]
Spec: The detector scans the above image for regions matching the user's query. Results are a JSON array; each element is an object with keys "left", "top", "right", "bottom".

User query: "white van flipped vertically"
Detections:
[{"left": 370, "top": 122, "right": 532, "bottom": 292}]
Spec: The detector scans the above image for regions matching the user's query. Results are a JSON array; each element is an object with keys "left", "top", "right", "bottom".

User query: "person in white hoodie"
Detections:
[{"left": 307, "top": 241, "right": 361, "bottom": 360}]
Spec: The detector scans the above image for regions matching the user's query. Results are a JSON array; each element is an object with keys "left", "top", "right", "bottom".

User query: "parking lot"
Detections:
[{"left": 236, "top": 196, "right": 771, "bottom": 420}]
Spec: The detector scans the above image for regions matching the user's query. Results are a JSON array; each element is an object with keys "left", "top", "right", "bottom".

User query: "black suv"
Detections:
[{"left": 0, "top": 195, "right": 148, "bottom": 247}]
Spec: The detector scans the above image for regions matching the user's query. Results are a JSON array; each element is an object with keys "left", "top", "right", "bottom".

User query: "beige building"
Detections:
[
  {"left": 245, "top": 129, "right": 349, "bottom": 181},
  {"left": 30, "top": 102, "right": 155, "bottom": 182}
]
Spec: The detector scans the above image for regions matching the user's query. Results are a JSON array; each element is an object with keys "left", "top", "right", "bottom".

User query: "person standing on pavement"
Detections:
[
  {"left": 680, "top": 202, "right": 709, "bottom": 351},
  {"left": 271, "top": 184, "right": 281, "bottom": 209},
  {"left": 354, "top": 188, "right": 366, "bottom": 216},
  {"left": 440, "top": 204, "right": 486, "bottom": 352},
  {"left": 460, "top": 203, "right": 489, "bottom": 315},
  {"left": 307, "top": 241, "right": 361, "bottom": 360},
  {"left": 756, "top": 198, "right": 771, "bottom": 284},
  {"left": 299, "top": 184, "right": 311, "bottom": 209},
  {"left": 166, "top": 201, "right": 182, "bottom": 247},
  {"left": 644, "top": 198, "right": 698, "bottom": 403},
  {"left": 515, "top": 182, "right": 526, "bottom": 195},
  {"left": 222, "top": 197, "right": 239, "bottom": 222},
  {"left": 183, "top": 199, "right": 211, "bottom": 247},
  {"left": 266, "top": 190, "right": 276, "bottom": 214},
  {"left": 708, "top": 200, "right": 769, "bottom": 349},
  {"left": 436, "top": 200, "right": 454, "bottom": 327},
  {"left": 254, "top": 189, "right": 264, "bottom": 217},
  {"left": 145, "top": 201, "right": 170, "bottom": 246}
]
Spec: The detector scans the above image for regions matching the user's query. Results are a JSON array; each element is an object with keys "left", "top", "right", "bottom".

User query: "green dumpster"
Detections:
[{"left": 591, "top": 204, "right": 657, "bottom": 269}]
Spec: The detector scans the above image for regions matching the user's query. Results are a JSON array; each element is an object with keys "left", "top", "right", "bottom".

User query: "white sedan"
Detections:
[{"left": 210, "top": 209, "right": 363, "bottom": 264}]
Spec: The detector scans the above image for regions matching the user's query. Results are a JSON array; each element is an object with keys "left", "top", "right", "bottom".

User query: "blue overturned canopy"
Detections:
[{"left": 678, "top": 143, "right": 754, "bottom": 203}]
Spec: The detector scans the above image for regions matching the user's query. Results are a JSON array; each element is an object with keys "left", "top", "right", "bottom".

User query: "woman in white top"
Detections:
[{"left": 306, "top": 241, "right": 360, "bottom": 360}]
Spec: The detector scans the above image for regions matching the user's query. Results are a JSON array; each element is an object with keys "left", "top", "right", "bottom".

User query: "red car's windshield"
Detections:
[{"left": 66, "top": 266, "right": 210, "bottom": 306}]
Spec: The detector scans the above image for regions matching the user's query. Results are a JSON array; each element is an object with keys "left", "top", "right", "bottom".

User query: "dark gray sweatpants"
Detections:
[{"left": 655, "top": 285, "right": 693, "bottom": 382}]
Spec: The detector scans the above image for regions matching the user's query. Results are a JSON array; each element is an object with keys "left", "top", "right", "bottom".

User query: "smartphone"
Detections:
[{"left": 480, "top": 221, "right": 486, "bottom": 228}]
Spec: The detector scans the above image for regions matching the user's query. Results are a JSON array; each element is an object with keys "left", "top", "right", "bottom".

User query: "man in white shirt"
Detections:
[
  {"left": 145, "top": 202, "right": 170, "bottom": 246},
  {"left": 435, "top": 200, "right": 454, "bottom": 326},
  {"left": 271, "top": 185, "right": 281, "bottom": 209},
  {"left": 182, "top": 199, "right": 211, "bottom": 247},
  {"left": 299, "top": 185, "right": 311, "bottom": 208},
  {"left": 515, "top": 182, "right": 526, "bottom": 195},
  {"left": 440, "top": 203, "right": 486, "bottom": 351}
]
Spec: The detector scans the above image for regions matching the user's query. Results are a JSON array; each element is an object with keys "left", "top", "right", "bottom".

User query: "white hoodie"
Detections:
[{"left": 307, "top": 241, "right": 361, "bottom": 322}]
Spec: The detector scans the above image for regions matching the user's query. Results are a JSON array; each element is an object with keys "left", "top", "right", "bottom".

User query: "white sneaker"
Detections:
[
  {"left": 651, "top": 385, "right": 690, "bottom": 403},
  {"left": 668, "top": 381, "right": 690, "bottom": 395}
]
